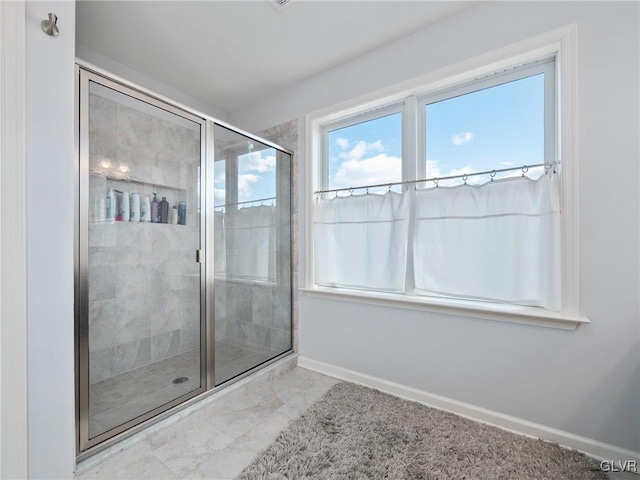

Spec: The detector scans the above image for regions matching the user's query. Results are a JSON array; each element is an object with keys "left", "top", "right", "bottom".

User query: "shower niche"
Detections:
[{"left": 76, "top": 67, "right": 292, "bottom": 455}]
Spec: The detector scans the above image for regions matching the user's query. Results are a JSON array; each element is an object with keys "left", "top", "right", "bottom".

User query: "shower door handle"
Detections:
[{"left": 196, "top": 249, "right": 204, "bottom": 263}]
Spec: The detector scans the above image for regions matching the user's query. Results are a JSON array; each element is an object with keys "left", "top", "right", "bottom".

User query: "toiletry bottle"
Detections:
[
  {"left": 160, "top": 196, "right": 169, "bottom": 224},
  {"left": 130, "top": 193, "right": 140, "bottom": 222},
  {"left": 140, "top": 195, "right": 151, "bottom": 222},
  {"left": 151, "top": 193, "right": 159, "bottom": 223},
  {"left": 170, "top": 205, "right": 178, "bottom": 224},
  {"left": 106, "top": 187, "right": 115, "bottom": 222},
  {"left": 178, "top": 201, "right": 186, "bottom": 225},
  {"left": 119, "top": 190, "right": 130, "bottom": 222}
]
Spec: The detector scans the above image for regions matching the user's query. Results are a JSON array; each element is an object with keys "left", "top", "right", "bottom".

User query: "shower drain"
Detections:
[{"left": 172, "top": 377, "right": 189, "bottom": 384}]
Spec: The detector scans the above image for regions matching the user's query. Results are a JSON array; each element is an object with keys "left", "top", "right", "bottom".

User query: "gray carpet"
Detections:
[{"left": 237, "top": 382, "right": 606, "bottom": 479}]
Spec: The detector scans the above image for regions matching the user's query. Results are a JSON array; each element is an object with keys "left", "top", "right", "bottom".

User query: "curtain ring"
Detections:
[
  {"left": 349, "top": 188, "right": 354, "bottom": 196},
  {"left": 462, "top": 174, "right": 468, "bottom": 185},
  {"left": 388, "top": 184, "right": 392, "bottom": 192},
  {"left": 490, "top": 171, "right": 496, "bottom": 181},
  {"left": 433, "top": 178, "right": 439, "bottom": 188},
  {"left": 521, "top": 166, "right": 529, "bottom": 177},
  {"left": 366, "top": 187, "right": 369, "bottom": 195}
]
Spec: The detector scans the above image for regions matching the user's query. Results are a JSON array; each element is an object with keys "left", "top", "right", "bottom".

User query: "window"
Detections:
[
  {"left": 323, "top": 109, "right": 403, "bottom": 194},
  {"left": 308, "top": 35, "right": 583, "bottom": 329},
  {"left": 421, "top": 61, "right": 554, "bottom": 185}
]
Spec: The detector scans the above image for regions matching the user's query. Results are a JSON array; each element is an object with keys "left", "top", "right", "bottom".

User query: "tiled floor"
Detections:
[
  {"left": 214, "top": 339, "right": 279, "bottom": 385},
  {"left": 77, "top": 366, "right": 339, "bottom": 479},
  {"left": 90, "top": 339, "right": 281, "bottom": 438},
  {"left": 81, "top": 365, "right": 628, "bottom": 480}
]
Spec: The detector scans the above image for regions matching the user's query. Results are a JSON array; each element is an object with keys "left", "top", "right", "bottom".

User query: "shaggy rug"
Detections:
[{"left": 237, "top": 382, "right": 606, "bottom": 479}]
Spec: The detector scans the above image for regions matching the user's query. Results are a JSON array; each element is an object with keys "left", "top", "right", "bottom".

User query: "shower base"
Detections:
[{"left": 88, "top": 338, "right": 281, "bottom": 439}]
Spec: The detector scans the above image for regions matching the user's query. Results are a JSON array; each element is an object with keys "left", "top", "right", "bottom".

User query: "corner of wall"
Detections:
[{"left": 75, "top": 43, "right": 229, "bottom": 122}]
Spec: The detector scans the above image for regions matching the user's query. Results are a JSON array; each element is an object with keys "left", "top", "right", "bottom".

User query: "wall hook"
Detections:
[{"left": 41, "top": 13, "right": 59, "bottom": 37}]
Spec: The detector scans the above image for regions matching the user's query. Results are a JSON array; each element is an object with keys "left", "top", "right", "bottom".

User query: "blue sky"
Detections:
[
  {"left": 214, "top": 149, "right": 277, "bottom": 208},
  {"left": 326, "top": 73, "right": 546, "bottom": 193}
]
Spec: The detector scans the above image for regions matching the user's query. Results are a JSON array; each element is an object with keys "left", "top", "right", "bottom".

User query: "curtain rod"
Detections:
[
  {"left": 214, "top": 195, "right": 277, "bottom": 209},
  {"left": 314, "top": 162, "right": 558, "bottom": 195}
]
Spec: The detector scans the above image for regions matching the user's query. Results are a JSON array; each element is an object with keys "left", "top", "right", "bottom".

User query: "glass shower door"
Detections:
[
  {"left": 78, "top": 71, "right": 206, "bottom": 450},
  {"left": 213, "top": 124, "right": 292, "bottom": 385}
]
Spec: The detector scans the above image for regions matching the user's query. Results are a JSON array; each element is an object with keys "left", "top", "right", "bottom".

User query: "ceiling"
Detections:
[{"left": 76, "top": 1, "right": 479, "bottom": 113}]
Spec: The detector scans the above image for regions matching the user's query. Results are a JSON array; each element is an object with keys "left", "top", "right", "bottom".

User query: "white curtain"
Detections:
[
  {"left": 314, "top": 192, "right": 410, "bottom": 292},
  {"left": 412, "top": 175, "right": 561, "bottom": 310},
  {"left": 230, "top": 205, "right": 276, "bottom": 282}
]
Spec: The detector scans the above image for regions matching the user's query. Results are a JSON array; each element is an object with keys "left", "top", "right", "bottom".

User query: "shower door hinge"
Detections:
[{"left": 196, "top": 249, "right": 204, "bottom": 263}]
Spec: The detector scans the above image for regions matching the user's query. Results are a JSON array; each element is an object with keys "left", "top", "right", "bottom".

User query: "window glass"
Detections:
[
  {"left": 327, "top": 112, "right": 402, "bottom": 194},
  {"left": 237, "top": 147, "right": 277, "bottom": 207},
  {"left": 425, "top": 74, "right": 545, "bottom": 186}
]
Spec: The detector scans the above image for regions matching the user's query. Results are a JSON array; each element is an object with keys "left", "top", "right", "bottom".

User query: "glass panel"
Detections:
[
  {"left": 326, "top": 112, "right": 402, "bottom": 194},
  {"left": 425, "top": 74, "right": 545, "bottom": 186},
  {"left": 213, "top": 124, "right": 291, "bottom": 385},
  {"left": 86, "top": 81, "right": 202, "bottom": 439}
]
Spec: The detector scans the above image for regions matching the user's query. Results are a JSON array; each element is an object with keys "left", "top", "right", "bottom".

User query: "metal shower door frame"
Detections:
[{"left": 75, "top": 66, "right": 209, "bottom": 454}]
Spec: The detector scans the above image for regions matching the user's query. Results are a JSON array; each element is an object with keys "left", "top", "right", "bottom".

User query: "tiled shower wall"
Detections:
[
  {"left": 213, "top": 126, "right": 294, "bottom": 356},
  {"left": 255, "top": 120, "right": 299, "bottom": 354},
  {"left": 88, "top": 92, "right": 201, "bottom": 384}
]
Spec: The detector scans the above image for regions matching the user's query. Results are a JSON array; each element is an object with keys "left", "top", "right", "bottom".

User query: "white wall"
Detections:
[
  {"left": 26, "top": 1, "right": 76, "bottom": 477},
  {"left": 76, "top": 44, "right": 229, "bottom": 122},
  {"left": 229, "top": 1, "right": 640, "bottom": 453}
]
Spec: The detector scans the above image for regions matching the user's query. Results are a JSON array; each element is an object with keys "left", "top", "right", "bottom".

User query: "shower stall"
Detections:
[{"left": 75, "top": 66, "right": 293, "bottom": 456}]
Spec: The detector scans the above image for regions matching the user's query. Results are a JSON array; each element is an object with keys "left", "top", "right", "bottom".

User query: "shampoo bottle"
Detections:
[
  {"left": 159, "top": 197, "right": 169, "bottom": 224},
  {"left": 178, "top": 201, "right": 186, "bottom": 225},
  {"left": 106, "top": 188, "right": 116, "bottom": 222},
  {"left": 151, "top": 194, "right": 159, "bottom": 223},
  {"left": 170, "top": 205, "right": 178, "bottom": 224},
  {"left": 140, "top": 195, "right": 151, "bottom": 222},
  {"left": 130, "top": 193, "right": 140, "bottom": 222},
  {"left": 119, "top": 190, "right": 130, "bottom": 222}
]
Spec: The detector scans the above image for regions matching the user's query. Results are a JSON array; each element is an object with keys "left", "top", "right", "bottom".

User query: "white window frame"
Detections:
[
  {"left": 320, "top": 102, "right": 405, "bottom": 192},
  {"left": 303, "top": 25, "right": 586, "bottom": 330}
]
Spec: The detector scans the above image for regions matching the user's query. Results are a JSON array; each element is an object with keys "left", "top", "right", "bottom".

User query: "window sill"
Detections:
[{"left": 300, "top": 287, "right": 589, "bottom": 331}]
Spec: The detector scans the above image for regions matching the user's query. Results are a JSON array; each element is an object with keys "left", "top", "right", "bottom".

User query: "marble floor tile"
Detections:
[
  {"left": 181, "top": 440, "right": 257, "bottom": 480},
  {"left": 76, "top": 366, "right": 336, "bottom": 480},
  {"left": 235, "top": 411, "right": 291, "bottom": 451},
  {"left": 152, "top": 421, "right": 235, "bottom": 477}
]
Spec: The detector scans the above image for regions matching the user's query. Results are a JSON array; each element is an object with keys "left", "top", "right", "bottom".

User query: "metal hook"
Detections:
[
  {"left": 366, "top": 187, "right": 369, "bottom": 195},
  {"left": 433, "top": 178, "right": 439, "bottom": 188},
  {"left": 349, "top": 188, "right": 354, "bottom": 196},
  {"left": 521, "top": 166, "right": 529, "bottom": 177},
  {"left": 41, "top": 13, "right": 59, "bottom": 37},
  {"left": 462, "top": 174, "right": 468, "bottom": 185},
  {"left": 388, "top": 185, "right": 392, "bottom": 192},
  {"left": 490, "top": 171, "right": 496, "bottom": 181}
]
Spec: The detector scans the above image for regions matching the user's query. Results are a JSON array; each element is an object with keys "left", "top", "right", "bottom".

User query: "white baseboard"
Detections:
[{"left": 298, "top": 356, "right": 640, "bottom": 465}]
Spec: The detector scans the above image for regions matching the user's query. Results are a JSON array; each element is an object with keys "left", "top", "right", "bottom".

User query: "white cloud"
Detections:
[
  {"left": 238, "top": 173, "right": 259, "bottom": 198},
  {"left": 214, "top": 187, "right": 226, "bottom": 206},
  {"left": 339, "top": 140, "right": 384, "bottom": 162},
  {"left": 425, "top": 160, "right": 478, "bottom": 186},
  {"left": 332, "top": 154, "right": 402, "bottom": 190},
  {"left": 500, "top": 161, "right": 514, "bottom": 167},
  {"left": 450, "top": 132, "right": 474, "bottom": 146},
  {"left": 335, "top": 137, "right": 350, "bottom": 149},
  {"left": 239, "top": 151, "right": 276, "bottom": 173}
]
